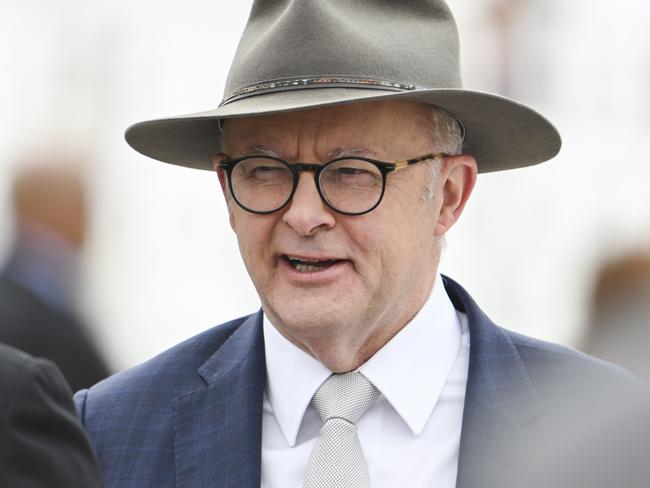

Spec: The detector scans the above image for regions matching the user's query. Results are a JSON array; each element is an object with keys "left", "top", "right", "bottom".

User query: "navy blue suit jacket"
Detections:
[{"left": 75, "top": 277, "right": 647, "bottom": 487}]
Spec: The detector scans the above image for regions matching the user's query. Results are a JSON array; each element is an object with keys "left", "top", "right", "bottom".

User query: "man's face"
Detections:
[{"left": 217, "top": 100, "right": 460, "bottom": 370}]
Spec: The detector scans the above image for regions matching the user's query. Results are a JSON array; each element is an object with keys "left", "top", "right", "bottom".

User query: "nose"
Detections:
[{"left": 282, "top": 171, "right": 336, "bottom": 236}]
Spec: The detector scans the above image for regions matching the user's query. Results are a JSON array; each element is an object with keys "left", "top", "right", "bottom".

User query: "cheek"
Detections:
[
  {"left": 232, "top": 214, "right": 276, "bottom": 266},
  {"left": 371, "top": 201, "right": 437, "bottom": 265},
  {"left": 345, "top": 218, "right": 397, "bottom": 283}
]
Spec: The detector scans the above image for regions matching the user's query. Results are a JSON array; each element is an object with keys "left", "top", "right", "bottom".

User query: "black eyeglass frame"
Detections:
[{"left": 218, "top": 152, "right": 449, "bottom": 216}]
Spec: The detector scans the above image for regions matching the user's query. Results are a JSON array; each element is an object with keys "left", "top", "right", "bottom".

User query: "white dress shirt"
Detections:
[{"left": 261, "top": 274, "right": 470, "bottom": 488}]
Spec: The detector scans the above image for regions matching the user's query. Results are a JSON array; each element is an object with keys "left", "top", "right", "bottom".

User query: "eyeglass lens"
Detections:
[{"left": 229, "top": 157, "right": 384, "bottom": 214}]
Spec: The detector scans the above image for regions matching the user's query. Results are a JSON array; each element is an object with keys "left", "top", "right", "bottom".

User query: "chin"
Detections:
[{"left": 269, "top": 300, "right": 356, "bottom": 338}]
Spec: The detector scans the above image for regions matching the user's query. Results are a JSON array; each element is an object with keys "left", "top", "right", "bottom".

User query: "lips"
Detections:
[{"left": 283, "top": 255, "right": 344, "bottom": 273}]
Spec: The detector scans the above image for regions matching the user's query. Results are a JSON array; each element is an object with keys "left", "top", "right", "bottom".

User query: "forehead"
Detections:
[{"left": 224, "top": 100, "right": 433, "bottom": 155}]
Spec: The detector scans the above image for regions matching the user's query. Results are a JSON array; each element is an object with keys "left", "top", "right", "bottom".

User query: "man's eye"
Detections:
[
  {"left": 252, "top": 165, "right": 283, "bottom": 173},
  {"left": 336, "top": 167, "right": 371, "bottom": 175},
  {"left": 244, "top": 164, "right": 290, "bottom": 182}
]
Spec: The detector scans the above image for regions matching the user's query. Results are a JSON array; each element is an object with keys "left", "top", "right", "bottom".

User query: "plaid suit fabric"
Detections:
[
  {"left": 75, "top": 315, "right": 265, "bottom": 487},
  {"left": 75, "top": 277, "right": 644, "bottom": 488}
]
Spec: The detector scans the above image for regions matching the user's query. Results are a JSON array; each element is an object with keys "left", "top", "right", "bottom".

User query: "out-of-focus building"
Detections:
[{"left": 0, "top": 152, "right": 110, "bottom": 391}]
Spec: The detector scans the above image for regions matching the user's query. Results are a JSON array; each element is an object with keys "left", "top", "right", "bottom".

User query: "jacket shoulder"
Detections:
[
  {"left": 504, "top": 327, "right": 635, "bottom": 386},
  {"left": 74, "top": 314, "right": 259, "bottom": 486},
  {"left": 443, "top": 275, "right": 634, "bottom": 386},
  {"left": 77, "top": 314, "right": 253, "bottom": 407}
]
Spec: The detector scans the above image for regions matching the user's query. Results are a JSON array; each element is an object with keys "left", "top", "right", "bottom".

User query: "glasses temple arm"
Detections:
[{"left": 393, "top": 152, "right": 449, "bottom": 172}]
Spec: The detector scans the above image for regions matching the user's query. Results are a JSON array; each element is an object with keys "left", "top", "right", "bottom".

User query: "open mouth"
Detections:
[{"left": 283, "top": 255, "right": 343, "bottom": 273}]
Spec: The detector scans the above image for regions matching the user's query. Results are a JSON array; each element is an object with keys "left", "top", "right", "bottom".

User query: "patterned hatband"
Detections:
[{"left": 220, "top": 76, "right": 416, "bottom": 106}]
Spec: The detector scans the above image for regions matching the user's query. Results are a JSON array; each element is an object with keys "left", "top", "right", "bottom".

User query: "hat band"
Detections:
[{"left": 220, "top": 76, "right": 416, "bottom": 106}]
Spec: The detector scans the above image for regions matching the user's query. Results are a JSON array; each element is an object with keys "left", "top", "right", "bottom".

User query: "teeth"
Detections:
[
  {"left": 295, "top": 262, "right": 322, "bottom": 273},
  {"left": 286, "top": 256, "right": 337, "bottom": 273}
]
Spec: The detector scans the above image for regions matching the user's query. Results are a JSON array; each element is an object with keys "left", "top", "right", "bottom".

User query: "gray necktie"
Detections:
[{"left": 303, "top": 372, "right": 380, "bottom": 488}]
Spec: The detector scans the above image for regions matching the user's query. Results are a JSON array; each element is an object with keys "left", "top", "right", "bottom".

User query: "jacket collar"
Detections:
[
  {"left": 443, "top": 276, "right": 543, "bottom": 487},
  {"left": 172, "top": 277, "right": 544, "bottom": 488},
  {"left": 174, "top": 311, "right": 265, "bottom": 488}
]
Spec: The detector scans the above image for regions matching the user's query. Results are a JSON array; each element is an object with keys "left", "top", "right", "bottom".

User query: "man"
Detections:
[
  {"left": 1, "top": 160, "right": 111, "bottom": 391},
  {"left": 75, "top": 1, "right": 648, "bottom": 487},
  {"left": 0, "top": 344, "right": 104, "bottom": 487},
  {"left": 582, "top": 252, "right": 650, "bottom": 382}
]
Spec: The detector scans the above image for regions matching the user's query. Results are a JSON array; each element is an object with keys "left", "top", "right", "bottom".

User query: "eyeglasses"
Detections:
[{"left": 218, "top": 152, "right": 448, "bottom": 216}]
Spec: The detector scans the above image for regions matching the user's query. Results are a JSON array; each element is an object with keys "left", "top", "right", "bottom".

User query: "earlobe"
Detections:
[{"left": 434, "top": 154, "right": 477, "bottom": 236}]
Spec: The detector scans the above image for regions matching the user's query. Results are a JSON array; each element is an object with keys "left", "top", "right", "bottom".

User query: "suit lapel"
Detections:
[
  {"left": 174, "top": 312, "right": 265, "bottom": 488},
  {"left": 173, "top": 279, "right": 543, "bottom": 487},
  {"left": 443, "top": 277, "right": 543, "bottom": 488}
]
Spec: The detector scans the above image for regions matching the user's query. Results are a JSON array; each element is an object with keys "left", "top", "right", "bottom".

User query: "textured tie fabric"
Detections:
[{"left": 303, "top": 372, "right": 381, "bottom": 488}]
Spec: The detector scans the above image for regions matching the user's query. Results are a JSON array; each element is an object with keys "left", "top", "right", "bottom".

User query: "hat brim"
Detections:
[{"left": 125, "top": 87, "right": 561, "bottom": 173}]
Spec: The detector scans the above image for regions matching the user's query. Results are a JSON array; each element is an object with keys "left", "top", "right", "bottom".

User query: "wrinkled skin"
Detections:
[{"left": 214, "top": 100, "right": 476, "bottom": 372}]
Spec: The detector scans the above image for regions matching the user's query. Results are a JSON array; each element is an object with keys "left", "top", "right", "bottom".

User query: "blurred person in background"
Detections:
[
  {"left": 582, "top": 251, "right": 650, "bottom": 382},
  {"left": 74, "top": 0, "right": 649, "bottom": 487},
  {"left": 511, "top": 252, "right": 650, "bottom": 488},
  {"left": 0, "top": 343, "right": 104, "bottom": 487},
  {"left": 0, "top": 153, "right": 110, "bottom": 391}
]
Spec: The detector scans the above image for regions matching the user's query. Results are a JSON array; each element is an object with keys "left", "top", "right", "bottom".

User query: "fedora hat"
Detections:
[{"left": 125, "top": 0, "right": 561, "bottom": 173}]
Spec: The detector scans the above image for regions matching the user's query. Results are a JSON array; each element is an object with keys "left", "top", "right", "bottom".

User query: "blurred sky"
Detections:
[{"left": 1, "top": 0, "right": 649, "bottom": 370}]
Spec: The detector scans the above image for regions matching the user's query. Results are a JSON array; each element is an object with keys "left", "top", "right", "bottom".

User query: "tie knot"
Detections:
[{"left": 312, "top": 372, "right": 380, "bottom": 424}]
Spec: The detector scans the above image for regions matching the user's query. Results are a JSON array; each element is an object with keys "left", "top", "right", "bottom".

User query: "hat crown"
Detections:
[
  {"left": 223, "top": 0, "right": 462, "bottom": 104},
  {"left": 125, "top": 0, "right": 561, "bottom": 173}
]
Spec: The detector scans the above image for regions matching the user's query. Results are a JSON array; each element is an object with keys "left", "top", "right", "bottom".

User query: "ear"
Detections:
[
  {"left": 434, "top": 154, "right": 477, "bottom": 237},
  {"left": 212, "top": 154, "right": 228, "bottom": 194},
  {"left": 212, "top": 153, "right": 237, "bottom": 230}
]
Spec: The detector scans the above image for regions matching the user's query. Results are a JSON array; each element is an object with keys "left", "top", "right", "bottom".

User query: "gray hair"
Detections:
[
  {"left": 422, "top": 106, "right": 464, "bottom": 200},
  {"left": 217, "top": 104, "right": 465, "bottom": 202}
]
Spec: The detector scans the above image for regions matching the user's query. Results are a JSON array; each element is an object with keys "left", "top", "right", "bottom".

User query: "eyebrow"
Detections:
[
  {"left": 327, "top": 147, "right": 374, "bottom": 159},
  {"left": 243, "top": 145, "right": 282, "bottom": 158}
]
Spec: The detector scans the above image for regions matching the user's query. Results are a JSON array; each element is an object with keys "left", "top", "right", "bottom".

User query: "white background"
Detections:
[{"left": 1, "top": 0, "right": 649, "bottom": 370}]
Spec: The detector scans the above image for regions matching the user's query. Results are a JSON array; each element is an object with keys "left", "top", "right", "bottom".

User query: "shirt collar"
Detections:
[
  {"left": 263, "top": 317, "right": 331, "bottom": 447},
  {"left": 263, "top": 274, "right": 462, "bottom": 445},
  {"left": 359, "top": 274, "right": 462, "bottom": 435}
]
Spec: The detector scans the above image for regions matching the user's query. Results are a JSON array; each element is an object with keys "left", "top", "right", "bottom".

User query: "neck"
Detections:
[{"left": 269, "top": 269, "right": 439, "bottom": 373}]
